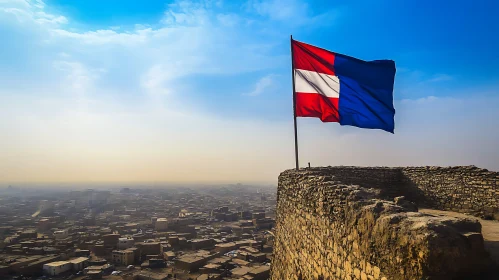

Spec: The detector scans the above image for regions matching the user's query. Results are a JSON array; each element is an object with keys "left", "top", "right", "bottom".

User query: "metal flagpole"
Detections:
[{"left": 291, "top": 35, "right": 299, "bottom": 170}]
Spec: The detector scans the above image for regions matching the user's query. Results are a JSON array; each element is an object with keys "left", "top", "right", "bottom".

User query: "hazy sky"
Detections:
[{"left": 1, "top": 0, "right": 499, "bottom": 184}]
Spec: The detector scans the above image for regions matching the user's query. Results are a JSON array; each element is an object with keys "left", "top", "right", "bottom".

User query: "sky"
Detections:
[{"left": 1, "top": 0, "right": 499, "bottom": 185}]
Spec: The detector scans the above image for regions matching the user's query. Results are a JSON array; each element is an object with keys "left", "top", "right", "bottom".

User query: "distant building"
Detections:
[
  {"left": 118, "top": 237, "right": 135, "bottom": 249},
  {"left": 43, "top": 258, "right": 88, "bottom": 276},
  {"left": 252, "top": 212, "right": 265, "bottom": 219},
  {"left": 151, "top": 217, "right": 158, "bottom": 227},
  {"left": 69, "top": 257, "right": 89, "bottom": 272},
  {"left": 43, "top": 261, "right": 72, "bottom": 276},
  {"left": 137, "top": 242, "right": 160, "bottom": 256},
  {"left": 37, "top": 218, "right": 51, "bottom": 231},
  {"left": 102, "top": 234, "right": 120, "bottom": 247},
  {"left": 175, "top": 251, "right": 218, "bottom": 272},
  {"left": 112, "top": 250, "right": 135, "bottom": 266},
  {"left": 214, "top": 242, "right": 238, "bottom": 254},
  {"left": 155, "top": 218, "right": 168, "bottom": 231},
  {"left": 84, "top": 264, "right": 114, "bottom": 276},
  {"left": 53, "top": 229, "right": 69, "bottom": 240},
  {"left": 248, "top": 265, "right": 270, "bottom": 280},
  {"left": 191, "top": 239, "right": 215, "bottom": 250}
]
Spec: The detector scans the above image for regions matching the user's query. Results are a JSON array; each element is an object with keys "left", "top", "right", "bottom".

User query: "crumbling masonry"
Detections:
[{"left": 271, "top": 166, "right": 499, "bottom": 280}]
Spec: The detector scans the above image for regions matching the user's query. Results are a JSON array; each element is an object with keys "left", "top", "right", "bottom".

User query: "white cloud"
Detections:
[
  {"left": 50, "top": 28, "right": 151, "bottom": 45},
  {"left": 248, "top": 0, "right": 307, "bottom": 21},
  {"left": 217, "top": 13, "right": 240, "bottom": 26},
  {"left": 0, "top": 0, "right": 66, "bottom": 25},
  {"left": 33, "top": 0, "right": 44, "bottom": 9},
  {"left": 52, "top": 60, "right": 103, "bottom": 93},
  {"left": 246, "top": 0, "right": 337, "bottom": 26},
  {"left": 140, "top": 64, "right": 176, "bottom": 97},
  {"left": 35, "top": 11, "right": 67, "bottom": 24},
  {"left": 427, "top": 73, "right": 454, "bottom": 82},
  {"left": 400, "top": 95, "right": 439, "bottom": 104},
  {"left": 0, "top": 0, "right": 30, "bottom": 8},
  {"left": 1, "top": 0, "right": 285, "bottom": 99},
  {"left": 244, "top": 74, "right": 278, "bottom": 96}
]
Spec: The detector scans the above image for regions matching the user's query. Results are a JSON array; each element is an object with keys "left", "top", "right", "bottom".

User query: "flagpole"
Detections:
[{"left": 291, "top": 35, "right": 299, "bottom": 170}]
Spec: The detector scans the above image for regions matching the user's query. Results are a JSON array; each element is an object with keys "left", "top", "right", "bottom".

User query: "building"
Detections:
[
  {"left": 53, "top": 229, "right": 69, "bottom": 239},
  {"left": 43, "top": 261, "right": 72, "bottom": 276},
  {"left": 69, "top": 257, "right": 89, "bottom": 271},
  {"left": 248, "top": 265, "right": 270, "bottom": 280},
  {"left": 84, "top": 264, "right": 114, "bottom": 275},
  {"left": 10, "top": 255, "right": 61, "bottom": 276},
  {"left": 42, "top": 257, "right": 89, "bottom": 276},
  {"left": 37, "top": 218, "right": 52, "bottom": 231},
  {"left": 112, "top": 249, "right": 135, "bottom": 266},
  {"left": 102, "top": 234, "right": 120, "bottom": 247},
  {"left": 191, "top": 239, "right": 214, "bottom": 250},
  {"left": 175, "top": 251, "right": 217, "bottom": 272},
  {"left": 214, "top": 242, "right": 237, "bottom": 254},
  {"left": 127, "top": 247, "right": 141, "bottom": 264},
  {"left": 118, "top": 237, "right": 135, "bottom": 249},
  {"left": 137, "top": 242, "right": 160, "bottom": 256},
  {"left": 135, "top": 271, "right": 169, "bottom": 280},
  {"left": 155, "top": 218, "right": 168, "bottom": 231},
  {"left": 175, "top": 256, "right": 208, "bottom": 272}
]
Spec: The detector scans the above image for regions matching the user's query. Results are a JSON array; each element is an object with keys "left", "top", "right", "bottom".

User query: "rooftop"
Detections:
[
  {"left": 69, "top": 257, "right": 89, "bottom": 263},
  {"left": 44, "top": 261, "right": 69, "bottom": 267}
]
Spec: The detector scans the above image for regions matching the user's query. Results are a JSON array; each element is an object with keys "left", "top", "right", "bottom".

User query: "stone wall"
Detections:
[
  {"left": 271, "top": 167, "right": 497, "bottom": 280},
  {"left": 292, "top": 166, "right": 499, "bottom": 219},
  {"left": 402, "top": 166, "right": 499, "bottom": 219}
]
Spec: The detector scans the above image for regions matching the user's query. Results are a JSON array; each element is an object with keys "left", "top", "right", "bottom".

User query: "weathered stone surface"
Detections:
[
  {"left": 270, "top": 167, "right": 496, "bottom": 280},
  {"left": 277, "top": 166, "right": 499, "bottom": 220}
]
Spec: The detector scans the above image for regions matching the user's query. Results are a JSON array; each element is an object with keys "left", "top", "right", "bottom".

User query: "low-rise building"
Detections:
[
  {"left": 118, "top": 237, "right": 135, "bottom": 249},
  {"left": 248, "top": 265, "right": 270, "bottom": 280},
  {"left": 137, "top": 242, "right": 160, "bottom": 256},
  {"left": 175, "top": 255, "right": 207, "bottom": 272},
  {"left": 175, "top": 251, "right": 218, "bottom": 272},
  {"left": 102, "top": 234, "right": 120, "bottom": 247},
  {"left": 69, "top": 257, "right": 89, "bottom": 271},
  {"left": 155, "top": 218, "right": 168, "bottom": 231},
  {"left": 84, "top": 264, "right": 114, "bottom": 275},
  {"left": 53, "top": 229, "right": 69, "bottom": 239},
  {"left": 191, "top": 239, "right": 215, "bottom": 250},
  {"left": 43, "top": 261, "right": 72, "bottom": 276},
  {"left": 112, "top": 249, "right": 135, "bottom": 266},
  {"left": 214, "top": 242, "right": 237, "bottom": 254},
  {"left": 42, "top": 257, "right": 89, "bottom": 276}
]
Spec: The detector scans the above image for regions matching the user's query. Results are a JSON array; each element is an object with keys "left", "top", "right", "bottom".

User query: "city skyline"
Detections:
[{"left": 1, "top": 0, "right": 499, "bottom": 184}]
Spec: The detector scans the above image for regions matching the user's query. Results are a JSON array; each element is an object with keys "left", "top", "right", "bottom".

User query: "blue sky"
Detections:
[{"left": 1, "top": 0, "right": 499, "bottom": 184}]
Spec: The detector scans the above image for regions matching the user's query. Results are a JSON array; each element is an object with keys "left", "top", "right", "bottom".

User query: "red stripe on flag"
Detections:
[
  {"left": 292, "top": 40, "right": 336, "bottom": 76},
  {"left": 295, "top": 92, "right": 339, "bottom": 122}
]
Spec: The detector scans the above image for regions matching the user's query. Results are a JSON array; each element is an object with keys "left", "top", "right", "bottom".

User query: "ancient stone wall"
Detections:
[
  {"left": 291, "top": 166, "right": 499, "bottom": 219},
  {"left": 401, "top": 166, "right": 499, "bottom": 219},
  {"left": 271, "top": 167, "right": 496, "bottom": 280}
]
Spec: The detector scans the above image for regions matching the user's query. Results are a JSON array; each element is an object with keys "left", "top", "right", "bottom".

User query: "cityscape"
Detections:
[
  {"left": 1, "top": 0, "right": 499, "bottom": 279},
  {"left": 0, "top": 185, "right": 276, "bottom": 280}
]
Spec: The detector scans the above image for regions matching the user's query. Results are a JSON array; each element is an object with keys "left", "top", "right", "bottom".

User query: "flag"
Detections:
[{"left": 292, "top": 39, "right": 396, "bottom": 133}]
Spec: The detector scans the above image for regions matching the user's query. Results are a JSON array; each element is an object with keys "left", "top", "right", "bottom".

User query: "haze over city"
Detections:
[{"left": 1, "top": 0, "right": 499, "bottom": 185}]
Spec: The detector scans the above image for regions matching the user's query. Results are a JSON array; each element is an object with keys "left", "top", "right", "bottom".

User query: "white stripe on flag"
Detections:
[{"left": 294, "top": 69, "right": 340, "bottom": 98}]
